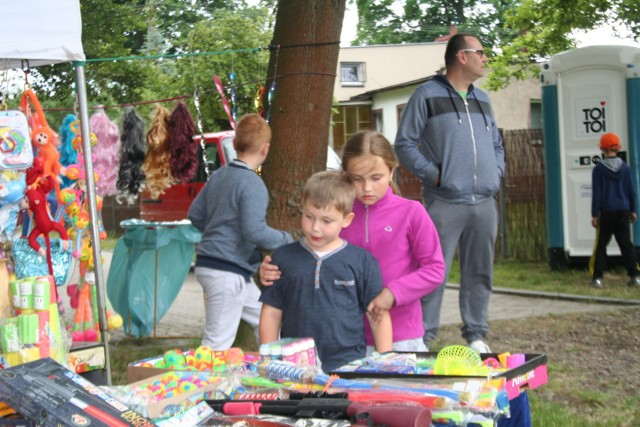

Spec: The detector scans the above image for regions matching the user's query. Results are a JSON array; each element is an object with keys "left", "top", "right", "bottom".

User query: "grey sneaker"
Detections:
[
  {"left": 590, "top": 278, "right": 603, "bottom": 288},
  {"left": 627, "top": 276, "right": 640, "bottom": 287}
]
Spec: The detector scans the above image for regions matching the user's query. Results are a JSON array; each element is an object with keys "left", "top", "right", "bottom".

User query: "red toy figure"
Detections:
[{"left": 24, "top": 158, "right": 70, "bottom": 282}]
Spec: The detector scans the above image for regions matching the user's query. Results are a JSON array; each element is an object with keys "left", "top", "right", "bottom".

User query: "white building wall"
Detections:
[
  {"left": 334, "top": 43, "right": 447, "bottom": 102},
  {"left": 368, "top": 75, "right": 541, "bottom": 144}
]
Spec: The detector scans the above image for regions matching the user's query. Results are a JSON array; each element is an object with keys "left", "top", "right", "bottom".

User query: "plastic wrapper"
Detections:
[{"left": 0, "top": 276, "right": 71, "bottom": 369}]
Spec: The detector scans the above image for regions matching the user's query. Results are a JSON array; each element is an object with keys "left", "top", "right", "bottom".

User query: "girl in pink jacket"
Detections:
[{"left": 340, "top": 130, "right": 445, "bottom": 350}]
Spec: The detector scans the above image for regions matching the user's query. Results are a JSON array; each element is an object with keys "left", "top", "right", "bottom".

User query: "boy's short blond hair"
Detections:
[
  {"left": 234, "top": 113, "right": 271, "bottom": 153},
  {"left": 303, "top": 171, "right": 355, "bottom": 216}
]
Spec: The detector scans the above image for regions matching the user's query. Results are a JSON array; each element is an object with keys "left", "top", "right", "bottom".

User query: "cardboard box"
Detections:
[
  {"left": 125, "top": 371, "right": 222, "bottom": 419},
  {"left": 68, "top": 342, "right": 106, "bottom": 373},
  {"left": 0, "top": 358, "right": 155, "bottom": 426},
  {"left": 127, "top": 350, "right": 260, "bottom": 384},
  {"left": 332, "top": 352, "right": 548, "bottom": 400},
  {"left": 0, "top": 415, "right": 36, "bottom": 427},
  {"left": 127, "top": 353, "right": 174, "bottom": 383}
]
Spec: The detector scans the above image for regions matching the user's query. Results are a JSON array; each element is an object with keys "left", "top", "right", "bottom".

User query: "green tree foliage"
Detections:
[
  {"left": 487, "top": 0, "right": 640, "bottom": 90},
  {"left": 147, "top": 7, "right": 274, "bottom": 131},
  {"left": 151, "top": 0, "right": 245, "bottom": 53},
  {"left": 35, "top": 0, "right": 150, "bottom": 105},
  {"left": 30, "top": 0, "right": 274, "bottom": 123},
  {"left": 353, "top": 0, "right": 519, "bottom": 52}
]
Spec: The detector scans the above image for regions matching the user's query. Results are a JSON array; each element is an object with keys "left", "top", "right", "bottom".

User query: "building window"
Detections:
[
  {"left": 530, "top": 100, "right": 543, "bottom": 130},
  {"left": 332, "top": 106, "right": 372, "bottom": 152},
  {"left": 396, "top": 103, "right": 407, "bottom": 125},
  {"left": 341, "top": 62, "right": 366, "bottom": 87},
  {"left": 372, "top": 109, "right": 383, "bottom": 133}
]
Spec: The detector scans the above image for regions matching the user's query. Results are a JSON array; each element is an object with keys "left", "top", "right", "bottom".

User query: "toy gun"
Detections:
[
  {"left": 21, "top": 372, "right": 130, "bottom": 427},
  {"left": 206, "top": 397, "right": 431, "bottom": 427}
]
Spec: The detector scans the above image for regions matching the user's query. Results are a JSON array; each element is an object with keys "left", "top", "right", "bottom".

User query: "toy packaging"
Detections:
[
  {"left": 0, "top": 358, "right": 154, "bottom": 427},
  {"left": 332, "top": 348, "right": 548, "bottom": 400},
  {"left": 0, "top": 110, "right": 33, "bottom": 170}
]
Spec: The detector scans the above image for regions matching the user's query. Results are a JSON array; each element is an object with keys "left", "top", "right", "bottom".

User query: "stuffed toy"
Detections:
[
  {"left": 57, "top": 114, "right": 79, "bottom": 189},
  {"left": 142, "top": 105, "right": 174, "bottom": 199},
  {"left": 20, "top": 89, "right": 63, "bottom": 197},
  {"left": 24, "top": 157, "right": 70, "bottom": 282},
  {"left": 168, "top": 101, "right": 198, "bottom": 183},
  {"left": 90, "top": 108, "right": 120, "bottom": 197},
  {"left": 116, "top": 106, "right": 146, "bottom": 205}
]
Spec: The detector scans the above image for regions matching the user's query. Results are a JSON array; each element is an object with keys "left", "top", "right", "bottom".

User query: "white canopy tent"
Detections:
[{"left": 1, "top": 0, "right": 111, "bottom": 382}]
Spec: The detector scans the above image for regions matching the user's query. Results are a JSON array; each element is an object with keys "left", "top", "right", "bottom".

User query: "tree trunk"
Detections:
[{"left": 263, "top": 0, "right": 346, "bottom": 233}]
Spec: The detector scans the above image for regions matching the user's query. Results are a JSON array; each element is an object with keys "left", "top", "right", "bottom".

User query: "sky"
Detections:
[{"left": 340, "top": 3, "right": 638, "bottom": 48}]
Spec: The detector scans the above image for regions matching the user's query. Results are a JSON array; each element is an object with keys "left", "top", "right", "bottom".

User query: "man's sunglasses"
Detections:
[{"left": 460, "top": 49, "right": 485, "bottom": 56}]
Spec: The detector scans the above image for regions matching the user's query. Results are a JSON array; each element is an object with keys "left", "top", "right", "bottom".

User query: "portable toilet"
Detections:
[{"left": 540, "top": 45, "right": 640, "bottom": 270}]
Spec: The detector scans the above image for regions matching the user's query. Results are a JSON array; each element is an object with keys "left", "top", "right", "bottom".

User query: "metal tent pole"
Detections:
[{"left": 74, "top": 62, "right": 112, "bottom": 385}]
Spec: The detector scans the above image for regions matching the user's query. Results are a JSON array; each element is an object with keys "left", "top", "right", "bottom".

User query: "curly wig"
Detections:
[
  {"left": 142, "top": 105, "right": 174, "bottom": 199},
  {"left": 90, "top": 108, "right": 120, "bottom": 197},
  {"left": 168, "top": 102, "right": 198, "bottom": 183},
  {"left": 116, "top": 107, "right": 146, "bottom": 205}
]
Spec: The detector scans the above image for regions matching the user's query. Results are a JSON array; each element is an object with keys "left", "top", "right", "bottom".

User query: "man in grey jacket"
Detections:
[
  {"left": 188, "top": 114, "right": 292, "bottom": 350},
  {"left": 395, "top": 33, "right": 505, "bottom": 354}
]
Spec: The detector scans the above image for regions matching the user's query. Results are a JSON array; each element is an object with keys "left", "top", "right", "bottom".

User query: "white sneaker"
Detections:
[{"left": 468, "top": 340, "right": 491, "bottom": 354}]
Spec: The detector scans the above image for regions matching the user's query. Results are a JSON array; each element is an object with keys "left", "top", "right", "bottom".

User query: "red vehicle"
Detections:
[
  {"left": 139, "top": 131, "right": 236, "bottom": 222},
  {"left": 140, "top": 131, "right": 341, "bottom": 222}
]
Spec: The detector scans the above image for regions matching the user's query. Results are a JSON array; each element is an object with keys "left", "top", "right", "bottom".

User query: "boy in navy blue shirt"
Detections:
[
  {"left": 259, "top": 171, "right": 392, "bottom": 373},
  {"left": 590, "top": 132, "right": 640, "bottom": 288}
]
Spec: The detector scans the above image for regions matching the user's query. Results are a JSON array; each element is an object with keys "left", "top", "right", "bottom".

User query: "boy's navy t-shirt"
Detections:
[{"left": 259, "top": 239, "right": 383, "bottom": 373}]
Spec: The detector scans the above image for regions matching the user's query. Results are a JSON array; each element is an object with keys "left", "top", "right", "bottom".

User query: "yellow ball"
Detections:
[{"left": 107, "top": 314, "right": 123, "bottom": 330}]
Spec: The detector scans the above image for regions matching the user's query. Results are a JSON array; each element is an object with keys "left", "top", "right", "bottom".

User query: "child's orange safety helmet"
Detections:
[{"left": 599, "top": 132, "right": 621, "bottom": 150}]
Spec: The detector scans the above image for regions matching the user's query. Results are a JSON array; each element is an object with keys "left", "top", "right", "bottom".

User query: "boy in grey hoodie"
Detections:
[
  {"left": 589, "top": 132, "right": 640, "bottom": 288},
  {"left": 188, "top": 114, "right": 293, "bottom": 349}
]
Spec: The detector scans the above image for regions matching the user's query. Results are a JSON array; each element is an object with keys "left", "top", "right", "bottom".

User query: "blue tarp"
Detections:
[{"left": 107, "top": 219, "right": 201, "bottom": 337}]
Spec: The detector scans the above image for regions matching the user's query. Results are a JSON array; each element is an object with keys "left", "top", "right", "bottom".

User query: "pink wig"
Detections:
[
  {"left": 168, "top": 102, "right": 198, "bottom": 183},
  {"left": 90, "top": 109, "right": 120, "bottom": 197},
  {"left": 142, "top": 105, "right": 174, "bottom": 199}
]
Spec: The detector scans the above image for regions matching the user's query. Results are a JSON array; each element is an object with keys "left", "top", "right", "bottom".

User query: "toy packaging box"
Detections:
[
  {"left": 333, "top": 352, "right": 548, "bottom": 400},
  {"left": 0, "top": 358, "right": 154, "bottom": 427}
]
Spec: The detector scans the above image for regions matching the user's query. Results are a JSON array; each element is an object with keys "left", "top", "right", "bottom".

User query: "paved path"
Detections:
[{"left": 66, "top": 252, "right": 636, "bottom": 343}]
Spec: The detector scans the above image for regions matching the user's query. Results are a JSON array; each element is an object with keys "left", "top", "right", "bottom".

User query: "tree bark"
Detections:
[{"left": 263, "top": 0, "right": 346, "bottom": 233}]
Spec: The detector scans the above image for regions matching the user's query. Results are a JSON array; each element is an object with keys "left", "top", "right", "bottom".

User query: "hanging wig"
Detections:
[
  {"left": 168, "top": 101, "right": 198, "bottom": 183},
  {"left": 90, "top": 108, "right": 120, "bottom": 197},
  {"left": 58, "top": 114, "right": 78, "bottom": 189},
  {"left": 115, "top": 106, "right": 146, "bottom": 205},
  {"left": 142, "top": 105, "right": 174, "bottom": 199}
]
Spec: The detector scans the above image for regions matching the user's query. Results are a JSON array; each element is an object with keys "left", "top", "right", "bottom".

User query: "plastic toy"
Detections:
[
  {"left": 433, "top": 345, "right": 488, "bottom": 376},
  {"left": 24, "top": 158, "right": 70, "bottom": 284},
  {"left": 20, "top": 89, "right": 63, "bottom": 196}
]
